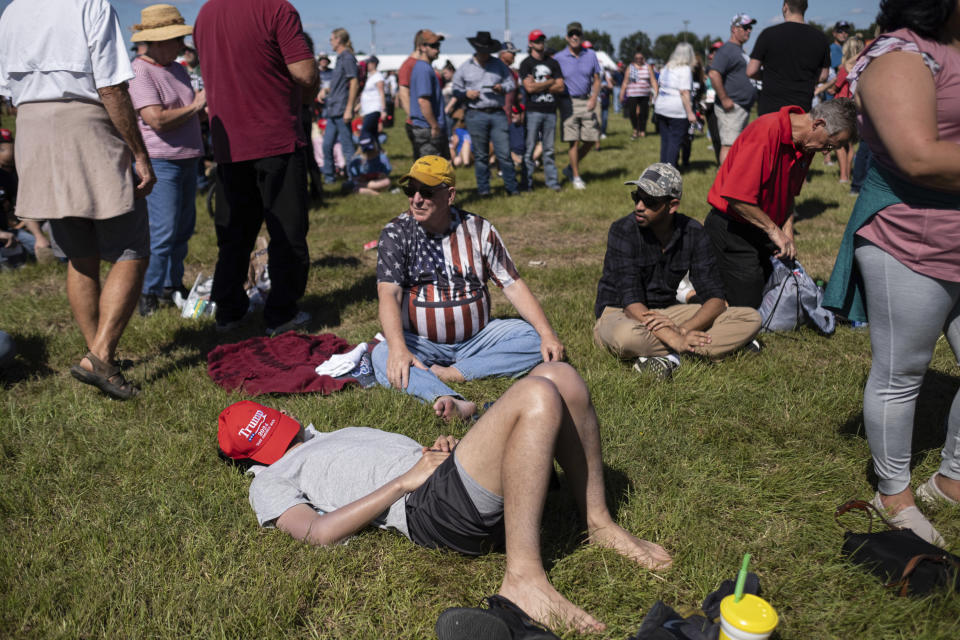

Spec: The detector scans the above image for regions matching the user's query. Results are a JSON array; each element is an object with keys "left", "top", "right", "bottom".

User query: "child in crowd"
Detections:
[
  {"left": 346, "top": 137, "right": 391, "bottom": 196},
  {"left": 449, "top": 116, "right": 473, "bottom": 168}
]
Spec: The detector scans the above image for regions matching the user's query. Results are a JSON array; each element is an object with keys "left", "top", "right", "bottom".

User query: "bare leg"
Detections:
[
  {"left": 70, "top": 257, "right": 146, "bottom": 369},
  {"left": 576, "top": 140, "right": 593, "bottom": 167},
  {"left": 567, "top": 143, "right": 579, "bottom": 178},
  {"left": 433, "top": 396, "right": 476, "bottom": 421},
  {"left": 66, "top": 257, "right": 102, "bottom": 349},
  {"left": 430, "top": 363, "right": 466, "bottom": 383},
  {"left": 530, "top": 363, "right": 672, "bottom": 570},
  {"left": 455, "top": 376, "right": 603, "bottom": 632}
]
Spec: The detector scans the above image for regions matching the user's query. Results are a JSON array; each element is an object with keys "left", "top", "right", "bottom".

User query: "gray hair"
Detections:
[
  {"left": 666, "top": 42, "right": 695, "bottom": 69},
  {"left": 810, "top": 97, "right": 859, "bottom": 141}
]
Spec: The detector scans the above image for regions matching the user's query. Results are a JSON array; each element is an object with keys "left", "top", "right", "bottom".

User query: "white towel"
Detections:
[{"left": 314, "top": 342, "right": 367, "bottom": 378}]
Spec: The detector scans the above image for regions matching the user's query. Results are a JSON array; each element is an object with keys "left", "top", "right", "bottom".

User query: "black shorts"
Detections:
[{"left": 405, "top": 453, "right": 504, "bottom": 556}]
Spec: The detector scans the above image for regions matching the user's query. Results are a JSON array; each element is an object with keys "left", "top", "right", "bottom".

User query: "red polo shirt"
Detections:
[
  {"left": 707, "top": 106, "right": 812, "bottom": 228},
  {"left": 194, "top": 0, "right": 313, "bottom": 163}
]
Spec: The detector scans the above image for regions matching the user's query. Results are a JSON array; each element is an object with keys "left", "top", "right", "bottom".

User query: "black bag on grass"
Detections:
[{"left": 836, "top": 500, "right": 960, "bottom": 596}]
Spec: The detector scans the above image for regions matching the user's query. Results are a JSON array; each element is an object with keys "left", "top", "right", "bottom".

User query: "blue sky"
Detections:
[{"left": 2, "top": 1, "right": 879, "bottom": 54}]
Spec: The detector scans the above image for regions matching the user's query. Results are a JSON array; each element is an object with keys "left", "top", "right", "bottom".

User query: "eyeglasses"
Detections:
[
  {"left": 631, "top": 190, "right": 670, "bottom": 209},
  {"left": 567, "top": 30, "right": 582, "bottom": 38},
  {"left": 426, "top": 41, "right": 441, "bottom": 49},
  {"left": 738, "top": 24, "right": 753, "bottom": 31},
  {"left": 403, "top": 182, "right": 446, "bottom": 199}
]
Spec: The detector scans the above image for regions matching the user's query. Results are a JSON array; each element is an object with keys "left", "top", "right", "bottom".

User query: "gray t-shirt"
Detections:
[
  {"left": 249, "top": 427, "right": 423, "bottom": 538},
  {"left": 709, "top": 42, "right": 756, "bottom": 109},
  {"left": 326, "top": 50, "right": 358, "bottom": 116}
]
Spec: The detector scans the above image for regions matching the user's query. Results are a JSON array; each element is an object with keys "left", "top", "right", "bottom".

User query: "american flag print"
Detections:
[{"left": 376, "top": 208, "right": 520, "bottom": 344}]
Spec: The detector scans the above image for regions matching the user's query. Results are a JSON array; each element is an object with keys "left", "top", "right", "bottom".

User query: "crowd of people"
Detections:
[{"left": 1, "top": 0, "right": 959, "bottom": 634}]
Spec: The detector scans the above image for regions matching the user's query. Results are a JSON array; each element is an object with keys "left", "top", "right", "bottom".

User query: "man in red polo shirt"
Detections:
[
  {"left": 195, "top": 0, "right": 319, "bottom": 335},
  {"left": 703, "top": 99, "right": 856, "bottom": 308}
]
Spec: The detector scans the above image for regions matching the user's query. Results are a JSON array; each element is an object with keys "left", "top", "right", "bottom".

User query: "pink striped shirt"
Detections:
[
  {"left": 377, "top": 208, "right": 519, "bottom": 344},
  {"left": 624, "top": 63, "right": 652, "bottom": 97},
  {"left": 129, "top": 57, "right": 203, "bottom": 160}
]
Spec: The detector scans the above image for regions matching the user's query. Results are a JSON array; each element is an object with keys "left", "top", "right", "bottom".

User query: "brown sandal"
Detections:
[{"left": 70, "top": 351, "right": 140, "bottom": 400}]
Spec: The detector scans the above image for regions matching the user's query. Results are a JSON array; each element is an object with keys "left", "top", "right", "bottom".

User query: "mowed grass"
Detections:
[{"left": 2, "top": 108, "right": 959, "bottom": 639}]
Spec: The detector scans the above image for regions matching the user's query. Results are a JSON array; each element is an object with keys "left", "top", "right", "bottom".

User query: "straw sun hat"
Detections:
[{"left": 130, "top": 4, "right": 193, "bottom": 43}]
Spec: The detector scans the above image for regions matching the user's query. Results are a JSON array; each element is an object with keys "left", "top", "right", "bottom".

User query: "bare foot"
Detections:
[
  {"left": 499, "top": 572, "right": 605, "bottom": 634},
  {"left": 430, "top": 364, "right": 466, "bottom": 383},
  {"left": 432, "top": 396, "right": 476, "bottom": 421},
  {"left": 588, "top": 523, "right": 672, "bottom": 570}
]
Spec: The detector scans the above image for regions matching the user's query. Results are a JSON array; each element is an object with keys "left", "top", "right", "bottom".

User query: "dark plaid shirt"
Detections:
[{"left": 594, "top": 213, "right": 726, "bottom": 317}]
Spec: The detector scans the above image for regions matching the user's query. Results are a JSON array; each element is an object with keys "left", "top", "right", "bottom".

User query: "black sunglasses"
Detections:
[
  {"left": 426, "top": 41, "right": 441, "bottom": 49},
  {"left": 403, "top": 182, "right": 446, "bottom": 199},
  {"left": 567, "top": 30, "right": 582, "bottom": 38},
  {"left": 631, "top": 190, "right": 670, "bottom": 209},
  {"left": 738, "top": 24, "right": 754, "bottom": 31}
]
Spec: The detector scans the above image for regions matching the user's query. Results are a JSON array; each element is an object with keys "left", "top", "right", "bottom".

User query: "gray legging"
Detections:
[{"left": 856, "top": 239, "right": 960, "bottom": 495}]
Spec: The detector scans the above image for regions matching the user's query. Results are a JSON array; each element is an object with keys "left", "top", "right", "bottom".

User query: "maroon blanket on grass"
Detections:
[{"left": 207, "top": 332, "right": 357, "bottom": 395}]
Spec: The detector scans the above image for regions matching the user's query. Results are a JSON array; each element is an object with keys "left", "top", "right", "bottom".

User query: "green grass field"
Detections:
[{"left": 1, "top": 109, "right": 958, "bottom": 639}]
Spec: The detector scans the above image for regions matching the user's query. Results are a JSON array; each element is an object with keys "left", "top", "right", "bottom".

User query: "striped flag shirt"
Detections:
[{"left": 376, "top": 208, "right": 519, "bottom": 344}]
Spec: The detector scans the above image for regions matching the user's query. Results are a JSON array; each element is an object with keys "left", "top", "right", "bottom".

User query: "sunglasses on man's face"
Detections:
[
  {"left": 631, "top": 190, "right": 670, "bottom": 209},
  {"left": 403, "top": 183, "right": 446, "bottom": 199},
  {"left": 426, "top": 41, "right": 441, "bottom": 49},
  {"left": 567, "top": 30, "right": 582, "bottom": 38},
  {"left": 738, "top": 24, "right": 753, "bottom": 31}
]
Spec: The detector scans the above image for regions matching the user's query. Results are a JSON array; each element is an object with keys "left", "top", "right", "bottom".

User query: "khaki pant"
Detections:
[{"left": 593, "top": 305, "right": 761, "bottom": 360}]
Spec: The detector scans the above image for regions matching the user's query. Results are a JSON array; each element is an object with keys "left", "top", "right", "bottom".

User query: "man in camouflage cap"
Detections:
[{"left": 593, "top": 163, "right": 761, "bottom": 379}]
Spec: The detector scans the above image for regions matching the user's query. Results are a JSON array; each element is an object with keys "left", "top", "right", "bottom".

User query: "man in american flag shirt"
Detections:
[{"left": 373, "top": 155, "right": 565, "bottom": 420}]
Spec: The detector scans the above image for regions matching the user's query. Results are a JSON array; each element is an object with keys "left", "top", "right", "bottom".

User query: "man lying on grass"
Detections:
[{"left": 218, "top": 362, "right": 671, "bottom": 633}]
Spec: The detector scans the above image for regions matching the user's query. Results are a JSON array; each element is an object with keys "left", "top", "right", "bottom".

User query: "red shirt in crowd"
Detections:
[
  {"left": 397, "top": 56, "right": 417, "bottom": 125},
  {"left": 194, "top": 0, "right": 313, "bottom": 163},
  {"left": 707, "top": 106, "right": 812, "bottom": 228}
]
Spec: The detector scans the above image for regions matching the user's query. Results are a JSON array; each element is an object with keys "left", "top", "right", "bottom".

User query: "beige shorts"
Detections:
[
  {"left": 562, "top": 97, "right": 601, "bottom": 143},
  {"left": 716, "top": 103, "right": 750, "bottom": 146},
  {"left": 14, "top": 100, "right": 136, "bottom": 221}
]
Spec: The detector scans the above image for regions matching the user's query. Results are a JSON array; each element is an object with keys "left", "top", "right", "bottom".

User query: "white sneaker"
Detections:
[
  {"left": 266, "top": 310, "right": 311, "bottom": 336},
  {"left": 572, "top": 177, "right": 586, "bottom": 190}
]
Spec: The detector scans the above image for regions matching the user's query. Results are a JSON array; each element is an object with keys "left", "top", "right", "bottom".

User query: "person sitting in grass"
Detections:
[
  {"left": 346, "top": 137, "right": 391, "bottom": 195},
  {"left": 373, "top": 155, "right": 564, "bottom": 420},
  {"left": 218, "top": 362, "right": 672, "bottom": 634},
  {"left": 593, "top": 162, "right": 762, "bottom": 379}
]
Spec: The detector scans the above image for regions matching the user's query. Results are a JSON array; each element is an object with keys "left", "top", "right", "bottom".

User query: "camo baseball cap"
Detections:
[{"left": 624, "top": 163, "right": 682, "bottom": 199}]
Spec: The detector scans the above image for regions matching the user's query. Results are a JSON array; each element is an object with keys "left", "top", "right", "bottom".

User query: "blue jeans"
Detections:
[
  {"left": 524, "top": 111, "right": 558, "bottom": 190},
  {"left": 322, "top": 116, "right": 356, "bottom": 182},
  {"left": 372, "top": 318, "right": 543, "bottom": 403},
  {"left": 850, "top": 142, "right": 872, "bottom": 193},
  {"left": 143, "top": 157, "right": 198, "bottom": 296},
  {"left": 658, "top": 115, "right": 688, "bottom": 168},
  {"left": 465, "top": 109, "right": 516, "bottom": 194}
]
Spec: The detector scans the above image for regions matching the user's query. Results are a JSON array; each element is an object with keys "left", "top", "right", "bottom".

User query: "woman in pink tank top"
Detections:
[{"left": 619, "top": 48, "right": 658, "bottom": 138}]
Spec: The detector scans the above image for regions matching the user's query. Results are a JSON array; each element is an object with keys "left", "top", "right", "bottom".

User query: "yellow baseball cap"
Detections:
[{"left": 399, "top": 155, "right": 456, "bottom": 187}]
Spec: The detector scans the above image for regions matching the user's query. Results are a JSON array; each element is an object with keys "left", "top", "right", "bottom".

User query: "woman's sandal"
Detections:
[{"left": 69, "top": 351, "right": 140, "bottom": 400}]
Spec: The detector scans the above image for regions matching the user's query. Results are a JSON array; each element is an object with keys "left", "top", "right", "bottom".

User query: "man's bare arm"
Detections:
[
  {"left": 97, "top": 83, "right": 155, "bottom": 197},
  {"left": 726, "top": 198, "right": 796, "bottom": 260},
  {"left": 746, "top": 58, "right": 762, "bottom": 79},
  {"left": 377, "top": 281, "right": 426, "bottom": 389},
  {"left": 287, "top": 58, "right": 320, "bottom": 103},
  {"left": 275, "top": 450, "right": 450, "bottom": 546},
  {"left": 502, "top": 279, "right": 564, "bottom": 361}
]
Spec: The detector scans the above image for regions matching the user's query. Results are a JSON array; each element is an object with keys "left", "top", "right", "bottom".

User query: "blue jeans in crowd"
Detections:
[
  {"left": 524, "top": 111, "right": 558, "bottom": 190},
  {"left": 322, "top": 115, "right": 355, "bottom": 183},
  {"left": 143, "top": 157, "right": 199, "bottom": 296},
  {"left": 465, "top": 109, "right": 516, "bottom": 195},
  {"left": 372, "top": 318, "right": 543, "bottom": 403},
  {"left": 850, "top": 142, "right": 873, "bottom": 194},
  {"left": 658, "top": 115, "right": 688, "bottom": 168}
]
